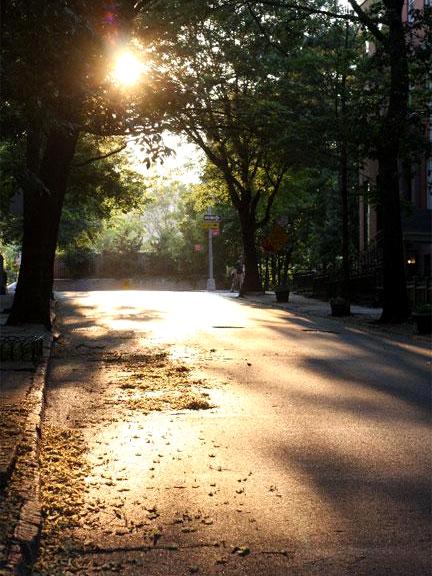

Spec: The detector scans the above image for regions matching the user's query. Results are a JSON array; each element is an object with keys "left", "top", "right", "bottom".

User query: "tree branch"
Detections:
[
  {"left": 243, "top": 0, "right": 385, "bottom": 43},
  {"left": 73, "top": 144, "right": 127, "bottom": 167},
  {"left": 244, "top": 0, "right": 363, "bottom": 23},
  {"left": 347, "top": 0, "right": 386, "bottom": 43},
  {"left": 257, "top": 165, "right": 287, "bottom": 228}
]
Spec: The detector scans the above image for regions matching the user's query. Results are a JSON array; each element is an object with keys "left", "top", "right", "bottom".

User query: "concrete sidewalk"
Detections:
[
  {"left": 227, "top": 291, "right": 427, "bottom": 341},
  {"left": 240, "top": 291, "right": 382, "bottom": 319},
  {"left": 0, "top": 297, "right": 53, "bottom": 574}
]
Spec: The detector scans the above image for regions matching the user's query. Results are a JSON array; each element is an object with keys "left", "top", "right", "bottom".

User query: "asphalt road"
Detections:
[{"left": 40, "top": 289, "right": 431, "bottom": 576}]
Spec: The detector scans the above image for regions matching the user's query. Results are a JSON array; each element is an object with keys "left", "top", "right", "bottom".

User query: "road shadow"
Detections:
[{"left": 233, "top": 295, "right": 430, "bottom": 414}]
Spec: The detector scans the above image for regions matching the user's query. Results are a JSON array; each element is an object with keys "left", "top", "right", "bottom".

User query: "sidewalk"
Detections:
[
  {"left": 243, "top": 291, "right": 382, "bottom": 319},
  {"left": 0, "top": 296, "right": 53, "bottom": 574},
  {"left": 230, "top": 291, "right": 427, "bottom": 341}
]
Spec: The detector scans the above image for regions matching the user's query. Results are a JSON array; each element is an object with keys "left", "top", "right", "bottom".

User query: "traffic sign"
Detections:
[
  {"left": 203, "top": 222, "right": 220, "bottom": 230},
  {"left": 203, "top": 214, "right": 221, "bottom": 222}
]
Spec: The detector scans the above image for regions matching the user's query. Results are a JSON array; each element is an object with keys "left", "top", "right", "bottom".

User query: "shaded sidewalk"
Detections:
[
  {"left": 228, "top": 291, "right": 428, "bottom": 341},
  {"left": 0, "top": 294, "right": 53, "bottom": 574}
]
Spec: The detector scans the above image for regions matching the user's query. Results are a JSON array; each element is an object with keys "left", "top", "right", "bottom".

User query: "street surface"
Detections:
[{"left": 36, "top": 289, "right": 431, "bottom": 575}]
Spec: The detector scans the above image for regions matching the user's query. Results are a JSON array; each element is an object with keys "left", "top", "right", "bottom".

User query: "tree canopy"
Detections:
[{"left": 1, "top": 0, "right": 430, "bottom": 325}]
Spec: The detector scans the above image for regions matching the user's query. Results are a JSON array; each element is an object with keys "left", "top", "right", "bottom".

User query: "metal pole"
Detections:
[{"left": 207, "top": 207, "right": 216, "bottom": 291}]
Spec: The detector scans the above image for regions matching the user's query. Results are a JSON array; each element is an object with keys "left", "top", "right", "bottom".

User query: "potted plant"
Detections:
[
  {"left": 330, "top": 296, "right": 351, "bottom": 317},
  {"left": 274, "top": 283, "right": 290, "bottom": 303},
  {"left": 412, "top": 303, "right": 432, "bottom": 334}
]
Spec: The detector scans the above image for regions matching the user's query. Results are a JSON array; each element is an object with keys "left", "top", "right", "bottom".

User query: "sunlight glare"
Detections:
[{"left": 112, "top": 51, "right": 145, "bottom": 87}]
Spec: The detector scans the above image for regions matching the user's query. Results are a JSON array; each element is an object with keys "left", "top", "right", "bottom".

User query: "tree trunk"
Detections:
[
  {"left": 339, "top": 139, "right": 350, "bottom": 299},
  {"left": 339, "top": 31, "right": 350, "bottom": 302},
  {"left": 238, "top": 208, "right": 262, "bottom": 293},
  {"left": 377, "top": 0, "right": 410, "bottom": 322},
  {"left": 377, "top": 147, "right": 409, "bottom": 322},
  {"left": 7, "top": 126, "right": 79, "bottom": 328}
]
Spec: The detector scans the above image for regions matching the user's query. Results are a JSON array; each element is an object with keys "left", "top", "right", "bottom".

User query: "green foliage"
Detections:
[
  {"left": 97, "top": 212, "right": 145, "bottom": 255},
  {"left": 62, "top": 247, "right": 94, "bottom": 279},
  {"left": 59, "top": 134, "right": 147, "bottom": 253},
  {"left": 135, "top": 1, "right": 371, "bottom": 291},
  {"left": 3, "top": 0, "right": 429, "bottom": 307},
  {"left": 0, "top": 140, "right": 25, "bottom": 245},
  {"left": 139, "top": 0, "right": 320, "bottom": 213},
  {"left": 0, "top": 239, "right": 20, "bottom": 282}
]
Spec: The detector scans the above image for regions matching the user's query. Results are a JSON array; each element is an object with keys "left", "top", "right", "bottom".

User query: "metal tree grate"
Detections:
[{"left": 0, "top": 335, "right": 44, "bottom": 363}]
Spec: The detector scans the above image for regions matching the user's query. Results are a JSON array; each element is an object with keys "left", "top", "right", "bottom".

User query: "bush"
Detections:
[{"left": 63, "top": 248, "right": 94, "bottom": 278}]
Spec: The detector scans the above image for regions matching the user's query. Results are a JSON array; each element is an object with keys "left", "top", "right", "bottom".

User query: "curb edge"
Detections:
[{"left": 4, "top": 333, "right": 53, "bottom": 576}]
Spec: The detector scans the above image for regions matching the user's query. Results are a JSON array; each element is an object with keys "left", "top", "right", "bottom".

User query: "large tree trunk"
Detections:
[
  {"left": 339, "top": 34, "right": 350, "bottom": 302},
  {"left": 339, "top": 139, "right": 350, "bottom": 300},
  {"left": 238, "top": 207, "right": 262, "bottom": 293},
  {"left": 377, "top": 147, "right": 409, "bottom": 322},
  {"left": 7, "top": 126, "right": 79, "bottom": 328},
  {"left": 377, "top": 0, "right": 410, "bottom": 322}
]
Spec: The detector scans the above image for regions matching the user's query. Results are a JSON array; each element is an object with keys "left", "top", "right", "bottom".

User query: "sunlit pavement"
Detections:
[{"left": 41, "top": 289, "right": 431, "bottom": 575}]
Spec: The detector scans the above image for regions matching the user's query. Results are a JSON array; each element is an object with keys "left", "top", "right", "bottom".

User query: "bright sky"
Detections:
[
  {"left": 109, "top": 49, "right": 203, "bottom": 184},
  {"left": 128, "top": 133, "right": 204, "bottom": 184}
]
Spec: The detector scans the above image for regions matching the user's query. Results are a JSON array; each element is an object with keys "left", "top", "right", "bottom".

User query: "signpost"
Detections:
[
  {"left": 203, "top": 214, "right": 222, "bottom": 222},
  {"left": 204, "top": 209, "right": 220, "bottom": 291}
]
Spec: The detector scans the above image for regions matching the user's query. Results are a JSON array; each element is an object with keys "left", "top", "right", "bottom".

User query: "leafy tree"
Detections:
[
  {"left": 351, "top": 0, "right": 431, "bottom": 320},
  {"left": 138, "top": 1, "right": 326, "bottom": 292},
  {"left": 245, "top": 0, "right": 431, "bottom": 320},
  {"left": 0, "top": 140, "right": 26, "bottom": 246},
  {"left": 139, "top": 179, "right": 210, "bottom": 281},
  {"left": 59, "top": 135, "right": 146, "bottom": 253},
  {"left": 1, "top": 0, "right": 169, "bottom": 327}
]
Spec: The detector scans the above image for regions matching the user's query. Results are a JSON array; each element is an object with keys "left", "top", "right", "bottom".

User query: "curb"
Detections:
[{"left": 3, "top": 333, "right": 53, "bottom": 575}]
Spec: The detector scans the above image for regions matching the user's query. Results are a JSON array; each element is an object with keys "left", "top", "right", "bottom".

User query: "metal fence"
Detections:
[{"left": 293, "top": 271, "right": 431, "bottom": 309}]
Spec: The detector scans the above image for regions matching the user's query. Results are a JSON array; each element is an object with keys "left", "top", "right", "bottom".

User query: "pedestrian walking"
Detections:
[{"left": 230, "top": 257, "right": 245, "bottom": 293}]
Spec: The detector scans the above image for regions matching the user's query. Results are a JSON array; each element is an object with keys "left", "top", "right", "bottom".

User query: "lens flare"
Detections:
[{"left": 112, "top": 51, "right": 145, "bottom": 87}]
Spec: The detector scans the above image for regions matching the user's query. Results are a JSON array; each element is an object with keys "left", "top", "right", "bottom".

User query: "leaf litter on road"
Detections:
[{"left": 111, "top": 352, "right": 215, "bottom": 412}]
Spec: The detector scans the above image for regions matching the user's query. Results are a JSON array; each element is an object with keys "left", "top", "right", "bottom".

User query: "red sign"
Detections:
[
  {"left": 262, "top": 223, "right": 289, "bottom": 252},
  {"left": 194, "top": 244, "right": 202, "bottom": 252},
  {"left": 211, "top": 228, "right": 220, "bottom": 237}
]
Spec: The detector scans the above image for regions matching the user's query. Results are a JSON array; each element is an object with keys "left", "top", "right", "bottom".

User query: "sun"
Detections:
[{"left": 112, "top": 51, "right": 145, "bottom": 87}]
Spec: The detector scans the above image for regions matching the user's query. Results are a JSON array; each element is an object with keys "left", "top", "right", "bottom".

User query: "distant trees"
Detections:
[
  {"left": 59, "top": 135, "right": 145, "bottom": 253},
  {"left": 246, "top": 0, "right": 431, "bottom": 319},
  {"left": 138, "top": 1, "right": 329, "bottom": 292}
]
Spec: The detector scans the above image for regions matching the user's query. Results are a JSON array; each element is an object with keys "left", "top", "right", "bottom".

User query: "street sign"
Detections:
[
  {"left": 203, "top": 214, "right": 221, "bottom": 222},
  {"left": 203, "top": 222, "right": 220, "bottom": 230}
]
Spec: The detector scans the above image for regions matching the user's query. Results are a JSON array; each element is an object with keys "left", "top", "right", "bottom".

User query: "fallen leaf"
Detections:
[{"left": 232, "top": 546, "right": 251, "bottom": 557}]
